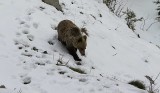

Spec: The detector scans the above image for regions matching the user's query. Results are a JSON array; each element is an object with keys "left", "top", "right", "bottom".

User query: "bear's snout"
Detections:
[
  {"left": 81, "top": 53, "right": 85, "bottom": 56},
  {"left": 79, "top": 49, "right": 85, "bottom": 56}
]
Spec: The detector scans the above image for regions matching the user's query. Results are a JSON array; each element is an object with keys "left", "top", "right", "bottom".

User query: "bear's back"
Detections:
[
  {"left": 57, "top": 20, "right": 76, "bottom": 33},
  {"left": 57, "top": 20, "right": 82, "bottom": 42}
]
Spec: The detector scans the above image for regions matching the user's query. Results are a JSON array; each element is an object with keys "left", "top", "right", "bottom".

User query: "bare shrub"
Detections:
[
  {"left": 145, "top": 73, "right": 160, "bottom": 93},
  {"left": 153, "top": 0, "right": 160, "bottom": 21},
  {"left": 56, "top": 56, "right": 86, "bottom": 74},
  {"left": 103, "top": 0, "right": 125, "bottom": 17},
  {"left": 128, "top": 80, "right": 146, "bottom": 90},
  {"left": 123, "top": 8, "right": 143, "bottom": 31}
]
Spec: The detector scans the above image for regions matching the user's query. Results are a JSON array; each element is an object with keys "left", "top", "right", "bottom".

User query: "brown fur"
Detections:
[{"left": 57, "top": 20, "right": 87, "bottom": 61}]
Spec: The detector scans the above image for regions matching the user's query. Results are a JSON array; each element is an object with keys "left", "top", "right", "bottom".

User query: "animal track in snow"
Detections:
[
  {"left": 14, "top": 39, "right": 30, "bottom": 47},
  {"left": 39, "top": 6, "right": 45, "bottom": 11},
  {"left": 22, "top": 29, "right": 29, "bottom": 34},
  {"left": 27, "top": 34, "right": 34, "bottom": 41},
  {"left": 48, "top": 40, "right": 55, "bottom": 45},
  {"left": 22, "top": 76, "right": 31, "bottom": 84},
  {"left": 51, "top": 24, "right": 57, "bottom": 30},
  {"left": 16, "top": 32, "right": 21, "bottom": 37},
  {"left": 24, "top": 24, "right": 30, "bottom": 28},
  {"left": 33, "top": 22, "right": 39, "bottom": 29},
  {"left": 26, "top": 8, "right": 35, "bottom": 16},
  {"left": 19, "top": 21, "right": 25, "bottom": 25}
]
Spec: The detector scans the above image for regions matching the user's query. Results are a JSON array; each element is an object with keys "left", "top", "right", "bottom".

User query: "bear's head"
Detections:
[{"left": 73, "top": 35, "right": 87, "bottom": 56}]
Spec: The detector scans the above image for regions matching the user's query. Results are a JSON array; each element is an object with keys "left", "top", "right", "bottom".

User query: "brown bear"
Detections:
[{"left": 57, "top": 20, "right": 87, "bottom": 61}]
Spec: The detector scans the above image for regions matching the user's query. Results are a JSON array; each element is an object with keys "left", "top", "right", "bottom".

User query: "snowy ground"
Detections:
[
  {"left": 0, "top": 0, "right": 160, "bottom": 93},
  {"left": 126, "top": 0, "right": 160, "bottom": 46}
]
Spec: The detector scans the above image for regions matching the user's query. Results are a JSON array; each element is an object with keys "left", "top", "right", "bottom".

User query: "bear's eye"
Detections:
[
  {"left": 78, "top": 38, "right": 82, "bottom": 42},
  {"left": 80, "top": 48, "right": 85, "bottom": 50}
]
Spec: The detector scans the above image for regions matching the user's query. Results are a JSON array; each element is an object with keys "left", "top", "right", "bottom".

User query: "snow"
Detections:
[
  {"left": 0, "top": 0, "right": 160, "bottom": 93},
  {"left": 126, "top": 0, "right": 160, "bottom": 46}
]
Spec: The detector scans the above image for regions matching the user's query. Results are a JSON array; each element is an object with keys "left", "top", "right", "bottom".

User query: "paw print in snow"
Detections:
[
  {"left": 27, "top": 34, "right": 34, "bottom": 41},
  {"left": 22, "top": 29, "right": 29, "bottom": 34},
  {"left": 33, "top": 22, "right": 39, "bottom": 29},
  {"left": 22, "top": 76, "right": 31, "bottom": 84}
]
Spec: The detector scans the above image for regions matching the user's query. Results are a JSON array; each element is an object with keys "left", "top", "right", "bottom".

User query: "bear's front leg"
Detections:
[{"left": 67, "top": 46, "right": 81, "bottom": 61}]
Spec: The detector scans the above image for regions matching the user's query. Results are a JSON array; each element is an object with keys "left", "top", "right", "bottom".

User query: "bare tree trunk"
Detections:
[{"left": 42, "top": 0, "right": 63, "bottom": 12}]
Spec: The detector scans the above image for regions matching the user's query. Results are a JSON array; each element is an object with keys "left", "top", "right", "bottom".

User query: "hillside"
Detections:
[
  {"left": 0, "top": 0, "right": 160, "bottom": 93},
  {"left": 127, "top": 0, "right": 160, "bottom": 46}
]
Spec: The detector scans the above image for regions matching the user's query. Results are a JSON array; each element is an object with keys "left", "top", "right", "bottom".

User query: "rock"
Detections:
[{"left": 42, "top": 0, "right": 63, "bottom": 12}]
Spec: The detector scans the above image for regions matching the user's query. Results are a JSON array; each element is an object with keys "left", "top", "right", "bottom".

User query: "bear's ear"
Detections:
[
  {"left": 83, "top": 35, "right": 87, "bottom": 41},
  {"left": 81, "top": 28, "right": 89, "bottom": 36}
]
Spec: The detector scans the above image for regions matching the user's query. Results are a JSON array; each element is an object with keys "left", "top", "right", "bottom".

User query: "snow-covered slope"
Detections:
[
  {"left": 0, "top": 0, "right": 160, "bottom": 93},
  {"left": 126, "top": 0, "right": 160, "bottom": 46}
]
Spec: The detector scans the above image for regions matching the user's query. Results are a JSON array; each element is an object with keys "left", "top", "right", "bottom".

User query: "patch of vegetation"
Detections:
[
  {"left": 103, "top": 0, "right": 117, "bottom": 13},
  {"left": 123, "top": 8, "right": 143, "bottom": 31},
  {"left": 68, "top": 67, "right": 86, "bottom": 74},
  {"left": 145, "top": 74, "right": 160, "bottom": 93},
  {"left": 154, "top": 0, "right": 160, "bottom": 21},
  {"left": 0, "top": 85, "right": 6, "bottom": 88},
  {"left": 128, "top": 80, "right": 146, "bottom": 90},
  {"left": 103, "top": 0, "right": 125, "bottom": 17},
  {"left": 56, "top": 56, "right": 86, "bottom": 74}
]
